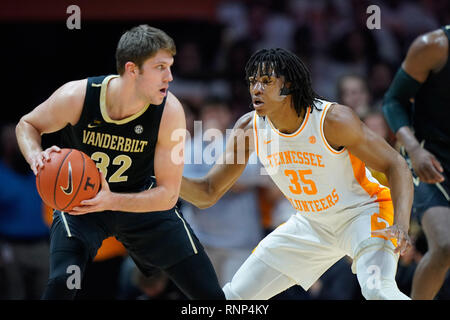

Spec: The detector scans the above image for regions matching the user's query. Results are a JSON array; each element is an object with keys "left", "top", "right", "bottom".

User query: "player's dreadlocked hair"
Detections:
[{"left": 245, "top": 48, "right": 322, "bottom": 116}]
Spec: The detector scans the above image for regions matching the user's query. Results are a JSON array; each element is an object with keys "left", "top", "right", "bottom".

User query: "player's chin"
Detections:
[
  {"left": 253, "top": 104, "right": 266, "bottom": 116},
  {"left": 153, "top": 91, "right": 166, "bottom": 104}
]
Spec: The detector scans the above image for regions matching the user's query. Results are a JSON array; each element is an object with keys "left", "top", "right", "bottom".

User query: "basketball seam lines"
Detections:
[
  {"left": 53, "top": 149, "right": 73, "bottom": 210},
  {"left": 62, "top": 151, "right": 86, "bottom": 211}
]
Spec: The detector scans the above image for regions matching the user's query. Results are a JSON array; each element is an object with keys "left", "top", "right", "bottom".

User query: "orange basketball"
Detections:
[{"left": 36, "top": 148, "right": 100, "bottom": 211}]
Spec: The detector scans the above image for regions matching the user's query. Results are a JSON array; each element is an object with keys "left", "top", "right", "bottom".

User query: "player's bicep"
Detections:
[
  {"left": 21, "top": 80, "right": 86, "bottom": 135},
  {"left": 325, "top": 105, "right": 398, "bottom": 174},
  {"left": 347, "top": 124, "right": 399, "bottom": 174},
  {"left": 154, "top": 139, "right": 185, "bottom": 195},
  {"left": 153, "top": 94, "right": 186, "bottom": 195}
]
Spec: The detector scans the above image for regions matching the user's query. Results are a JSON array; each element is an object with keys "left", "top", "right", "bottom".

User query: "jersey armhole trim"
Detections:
[
  {"left": 320, "top": 103, "right": 347, "bottom": 155},
  {"left": 253, "top": 112, "right": 260, "bottom": 157}
]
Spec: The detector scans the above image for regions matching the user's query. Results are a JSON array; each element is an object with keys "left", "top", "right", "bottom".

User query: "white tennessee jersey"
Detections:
[{"left": 253, "top": 99, "right": 391, "bottom": 216}]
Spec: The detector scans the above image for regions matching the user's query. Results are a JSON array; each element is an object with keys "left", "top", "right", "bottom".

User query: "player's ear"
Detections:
[
  {"left": 124, "top": 61, "right": 139, "bottom": 76},
  {"left": 280, "top": 81, "right": 292, "bottom": 96}
]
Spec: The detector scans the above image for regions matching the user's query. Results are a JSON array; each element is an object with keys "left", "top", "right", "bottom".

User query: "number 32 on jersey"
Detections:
[{"left": 91, "top": 151, "right": 132, "bottom": 183}]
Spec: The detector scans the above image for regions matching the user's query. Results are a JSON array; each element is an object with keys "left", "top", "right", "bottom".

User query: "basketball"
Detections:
[{"left": 36, "top": 148, "right": 100, "bottom": 211}]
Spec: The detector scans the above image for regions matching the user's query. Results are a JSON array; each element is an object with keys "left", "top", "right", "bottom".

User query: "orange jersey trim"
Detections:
[
  {"left": 320, "top": 103, "right": 346, "bottom": 155},
  {"left": 253, "top": 113, "right": 259, "bottom": 157},
  {"left": 267, "top": 106, "right": 311, "bottom": 138}
]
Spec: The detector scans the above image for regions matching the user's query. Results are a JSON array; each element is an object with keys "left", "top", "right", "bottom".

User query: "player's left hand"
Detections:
[
  {"left": 68, "top": 172, "right": 114, "bottom": 215},
  {"left": 371, "top": 224, "right": 412, "bottom": 256}
]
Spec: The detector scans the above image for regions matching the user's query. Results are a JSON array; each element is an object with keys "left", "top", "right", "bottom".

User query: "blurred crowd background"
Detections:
[{"left": 1, "top": 0, "right": 449, "bottom": 300}]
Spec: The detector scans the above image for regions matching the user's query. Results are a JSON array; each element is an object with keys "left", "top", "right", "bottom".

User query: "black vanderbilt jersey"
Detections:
[
  {"left": 413, "top": 25, "right": 450, "bottom": 176},
  {"left": 60, "top": 75, "right": 166, "bottom": 193}
]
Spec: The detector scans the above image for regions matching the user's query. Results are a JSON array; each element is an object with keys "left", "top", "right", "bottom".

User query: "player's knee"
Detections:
[
  {"left": 432, "top": 242, "right": 450, "bottom": 266},
  {"left": 361, "top": 279, "right": 409, "bottom": 300},
  {"left": 223, "top": 282, "right": 244, "bottom": 300}
]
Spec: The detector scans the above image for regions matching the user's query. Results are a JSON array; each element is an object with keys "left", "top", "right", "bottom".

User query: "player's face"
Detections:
[
  {"left": 249, "top": 71, "right": 289, "bottom": 116},
  {"left": 136, "top": 49, "right": 174, "bottom": 105}
]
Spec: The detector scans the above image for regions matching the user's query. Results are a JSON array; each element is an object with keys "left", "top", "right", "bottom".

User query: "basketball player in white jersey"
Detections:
[{"left": 180, "top": 48, "right": 413, "bottom": 300}]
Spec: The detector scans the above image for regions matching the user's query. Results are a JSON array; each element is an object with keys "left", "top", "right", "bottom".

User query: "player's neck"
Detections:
[
  {"left": 105, "top": 77, "right": 149, "bottom": 120},
  {"left": 268, "top": 102, "right": 306, "bottom": 134}
]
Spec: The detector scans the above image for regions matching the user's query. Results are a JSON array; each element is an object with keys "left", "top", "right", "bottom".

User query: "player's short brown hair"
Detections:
[{"left": 115, "top": 25, "right": 176, "bottom": 75}]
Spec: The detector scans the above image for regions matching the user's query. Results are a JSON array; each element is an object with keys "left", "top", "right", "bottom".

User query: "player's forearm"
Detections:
[
  {"left": 110, "top": 185, "right": 179, "bottom": 212},
  {"left": 15, "top": 118, "right": 43, "bottom": 165},
  {"left": 382, "top": 67, "right": 421, "bottom": 133},
  {"left": 385, "top": 154, "right": 414, "bottom": 230},
  {"left": 180, "top": 176, "right": 217, "bottom": 209},
  {"left": 396, "top": 126, "right": 421, "bottom": 154}
]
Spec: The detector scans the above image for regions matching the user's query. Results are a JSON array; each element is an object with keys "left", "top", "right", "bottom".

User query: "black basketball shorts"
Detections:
[{"left": 50, "top": 206, "right": 202, "bottom": 275}]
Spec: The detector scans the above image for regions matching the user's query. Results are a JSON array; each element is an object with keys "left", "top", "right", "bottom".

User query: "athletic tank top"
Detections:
[
  {"left": 253, "top": 99, "right": 391, "bottom": 215},
  {"left": 60, "top": 75, "right": 166, "bottom": 193},
  {"left": 413, "top": 25, "right": 450, "bottom": 175}
]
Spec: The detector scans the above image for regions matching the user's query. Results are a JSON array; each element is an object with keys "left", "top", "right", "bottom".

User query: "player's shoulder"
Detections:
[
  {"left": 324, "top": 104, "right": 364, "bottom": 147},
  {"left": 324, "top": 103, "right": 360, "bottom": 131},
  {"left": 408, "top": 28, "right": 448, "bottom": 61},
  {"left": 52, "top": 79, "right": 88, "bottom": 109},
  {"left": 166, "top": 91, "right": 183, "bottom": 109},
  {"left": 60, "top": 79, "right": 87, "bottom": 97},
  {"left": 234, "top": 111, "right": 255, "bottom": 131},
  {"left": 159, "top": 91, "right": 185, "bottom": 132},
  {"left": 52, "top": 79, "right": 87, "bottom": 110},
  {"left": 162, "top": 91, "right": 184, "bottom": 119}
]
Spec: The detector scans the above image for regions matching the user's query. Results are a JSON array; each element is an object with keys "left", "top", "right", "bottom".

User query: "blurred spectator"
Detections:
[
  {"left": 378, "top": 0, "right": 439, "bottom": 49},
  {"left": 216, "top": 0, "right": 249, "bottom": 44},
  {"left": 255, "top": 0, "right": 297, "bottom": 52},
  {"left": 216, "top": 38, "right": 253, "bottom": 117},
  {"left": 368, "top": 60, "right": 395, "bottom": 107},
  {"left": 336, "top": 74, "right": 372, "bottom": 119},
  {"left": 181, "top": 98, "right": 198, "bottom": 138},
  {"left": 170, "top": 41, "right": 231, "bottom": 107},
  {"left": 363, "top": 110, "right": 396, "bottom": 147},
  {"left": 181, "top": 98, "right": 267, "bottom": 286},
  {"left": 292, "top": 25, "right": 314, "bottom": 67},
  {"left": 313, "top": 26, "right": 378, "bottom": 100},
  {"left": 0, "top": 124, "right": 49, "bottom": 299},
  {"left": 361, "top": 111, "right": 394, "bottom": 187}
]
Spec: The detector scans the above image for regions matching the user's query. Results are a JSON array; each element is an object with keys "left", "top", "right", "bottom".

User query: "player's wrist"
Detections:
[
  {"left": 106, "top": 191, "right": 121, "bottom": 211},
  {"left": 393, "top": 223, "right": 409, "bottom": 234}
]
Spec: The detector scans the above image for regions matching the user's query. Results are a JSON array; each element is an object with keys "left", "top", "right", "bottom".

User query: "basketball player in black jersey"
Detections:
[
  {"left": 15, "top": 25, "right": 224, "bottom": 300},
  {"left": 383, "top": 25, "right": 450, "bottom": 299}
]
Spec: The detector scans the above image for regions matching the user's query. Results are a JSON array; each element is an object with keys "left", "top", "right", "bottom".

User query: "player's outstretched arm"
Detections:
[
  {"left": 325, "top": 104, "right": 413, "bottom": 255},
  {"left": 180, "top": 112, "right": 255, "bottom": 209},
  {"left": 15, "top": 80, "right": 87, "bottom": 174}
]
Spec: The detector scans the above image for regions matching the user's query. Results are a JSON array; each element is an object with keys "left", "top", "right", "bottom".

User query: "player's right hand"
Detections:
[
  {"left": 30, "top": 145, "right": 61, "bottom": 175},
  {"left": 409, "top": 146, "right": 444, "bottom": 184}
]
